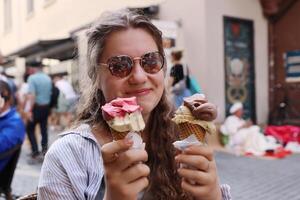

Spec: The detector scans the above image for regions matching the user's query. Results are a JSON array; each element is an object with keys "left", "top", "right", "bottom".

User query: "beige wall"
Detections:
[
  {"left": 206, "top": 0, "right": 269, "bottom": 124},
  {"left": 159, "top": 0, "right": 268, "bottom": 124},
  {"left": 0, "top": 0, "right": 164, "bottom": 55}
]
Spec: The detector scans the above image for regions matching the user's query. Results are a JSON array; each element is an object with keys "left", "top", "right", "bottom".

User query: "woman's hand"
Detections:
[
  {"left": 175, "top": 145, "right": 222, "bottom": 200},
  {"left": 101, "top": 139, "right": 150, "bottom": 200}
]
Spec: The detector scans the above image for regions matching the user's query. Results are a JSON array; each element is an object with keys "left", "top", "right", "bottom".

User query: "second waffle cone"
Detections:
[{"left": 178, "top": 122, "right": 206, "bottom": 142}]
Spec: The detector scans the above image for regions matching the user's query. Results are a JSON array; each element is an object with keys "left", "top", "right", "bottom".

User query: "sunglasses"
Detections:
[{"left": 99, "top": 51, "right": 164, "bottom": 78}]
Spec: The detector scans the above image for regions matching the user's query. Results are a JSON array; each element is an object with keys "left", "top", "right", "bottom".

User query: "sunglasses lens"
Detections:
[
  {"left": 108, "top": 56, "right": 132, "bottom": 78},
  {"left": 141, "top": 52, "right": 164, "bottom": 74}
]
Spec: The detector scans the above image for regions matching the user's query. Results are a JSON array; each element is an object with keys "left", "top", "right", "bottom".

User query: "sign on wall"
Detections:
[
  {"left": 224, "top": 16, "right": 256, "bottom": 122},
  {"left": 284, "top": 50, "right": 300, "bottom": 82}
]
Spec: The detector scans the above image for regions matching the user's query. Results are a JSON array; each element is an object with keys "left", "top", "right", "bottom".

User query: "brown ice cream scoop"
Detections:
[{"left": 183, "top": 94, "right": 217, "bottom": 121}]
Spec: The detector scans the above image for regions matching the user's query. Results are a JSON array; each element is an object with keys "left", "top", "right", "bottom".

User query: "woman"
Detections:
[
  {"left": 0, "top": 80, "right": 25, "bottom": 169},
  {"left": 0, "top": 80, "right": 25, "bottom": 200},
  {"left": 38, "top": 9, "right": 230, "bottom": 200},
  {"left": 168, "top": 50, "right": 192, "bottom": 108}
]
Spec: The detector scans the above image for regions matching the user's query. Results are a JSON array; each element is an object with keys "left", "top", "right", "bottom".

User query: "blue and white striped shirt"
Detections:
[{"left": 38, "top": 124, "right": 231, "bottom": 200}]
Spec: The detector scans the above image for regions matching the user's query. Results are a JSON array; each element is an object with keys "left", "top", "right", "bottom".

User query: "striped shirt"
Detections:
[{"left": 38, "top": 124, "right": 231, "bottom": 200}]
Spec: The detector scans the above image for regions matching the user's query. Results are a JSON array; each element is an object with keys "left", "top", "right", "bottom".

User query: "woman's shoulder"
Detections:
[
  {"left": 3, "top": 108, "right": 24, "bottom": 126},
  {"left": 47, "top": 124, "right": 98, "bottom": 156}
]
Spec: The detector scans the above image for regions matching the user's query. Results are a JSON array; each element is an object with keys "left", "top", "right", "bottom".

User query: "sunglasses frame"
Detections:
[{"left": 99, "top": 51, "right": 164, "bottom": 78}]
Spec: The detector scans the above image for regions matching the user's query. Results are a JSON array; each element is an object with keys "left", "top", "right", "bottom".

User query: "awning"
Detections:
[{"left": 9, "top": 38, "right": 76, "bottom": 62}]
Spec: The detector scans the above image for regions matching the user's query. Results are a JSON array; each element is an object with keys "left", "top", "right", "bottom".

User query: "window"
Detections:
[
  {"left": 4, "top": 0, "right": 12, "bottom": 32},
  {"left": 27, "top": 0, "right": 34, "bottom": 15}
]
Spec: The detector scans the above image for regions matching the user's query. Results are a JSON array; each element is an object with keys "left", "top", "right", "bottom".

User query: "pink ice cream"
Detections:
[{"left": 101, "top": 97, "right": 145, "bottom": 133}]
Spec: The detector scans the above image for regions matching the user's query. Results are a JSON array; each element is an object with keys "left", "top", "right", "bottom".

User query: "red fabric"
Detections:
[
  {"left": 244, "top": 147, "right": 291, "bottom": 159},
  {"left": 264, "top": 125, "right": 300, "bottom": 144},
  {"left": 264, "top": 147, "right": 292, "bottom": 159}
]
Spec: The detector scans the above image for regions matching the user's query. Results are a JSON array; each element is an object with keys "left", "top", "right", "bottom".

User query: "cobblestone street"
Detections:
[
  {"left": 7, "top": 130, "right": 300, "bottom": 199},
  {"left": 8, "top": 130, "right": 59, "bottom": 198},
  {"left": 216, "top": 151, "right": 300, "bottom": 200}
]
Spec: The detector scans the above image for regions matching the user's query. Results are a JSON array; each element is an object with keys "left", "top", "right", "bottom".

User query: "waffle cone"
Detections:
[
  {"left": 110, "top": 129, "right": 129, "bottom": 141},
  {"left": 178, "top": 122, "right": 206, "bottom": 142}
]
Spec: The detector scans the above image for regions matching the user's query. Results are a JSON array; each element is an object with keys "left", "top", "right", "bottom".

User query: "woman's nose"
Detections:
[{"left": 128, "top": 60, "right": 147, "bottom": 84}]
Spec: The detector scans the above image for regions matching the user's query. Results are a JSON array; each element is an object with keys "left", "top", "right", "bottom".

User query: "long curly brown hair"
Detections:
[{"left": 75, "top": 9, "right": 192, "bottom": 200}]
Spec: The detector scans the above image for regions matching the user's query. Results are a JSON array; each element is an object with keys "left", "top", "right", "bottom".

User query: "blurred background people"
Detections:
[
  {"left": 168, "top": 50, "right": 191, "bottom": 108},
  {"left": 47, "top": 76, "right": 60, "bottom": 132},
  {"left": 220, "top": 102, "right": 281, "bottom": 156},
  {"left": 0, "top": 67, "right": 17, "bottom": 106},
  {"left": 16, "top": 73, "right": 31, "bottom": 124},
  {"left": 0, "top": 80, "right": 25, "bottom": 200},
  {"left": 53, "top": 74, "right": 78, "bottom": 129},
  {"left": 26, "top": 61, "right": 52, "bottom": 162}
]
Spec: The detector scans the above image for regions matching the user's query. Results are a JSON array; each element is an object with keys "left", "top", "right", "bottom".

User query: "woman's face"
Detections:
[{"left": 98, "top": 28, "right": 165, "bottom": 122}]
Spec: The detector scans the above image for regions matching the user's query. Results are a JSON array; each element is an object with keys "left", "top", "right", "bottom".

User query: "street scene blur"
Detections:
[{"left": 1, "top": 0, "right": 300, "bottom": 199}]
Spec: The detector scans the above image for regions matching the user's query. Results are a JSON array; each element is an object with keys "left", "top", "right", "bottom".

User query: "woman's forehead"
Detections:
[{"left": 101, "top": 28, "right": 158, "bottom": 58}]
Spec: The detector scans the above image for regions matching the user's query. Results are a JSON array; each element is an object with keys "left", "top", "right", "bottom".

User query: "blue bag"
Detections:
[{"left": 187, "top": 75, "right": 202, "bottom": 94}]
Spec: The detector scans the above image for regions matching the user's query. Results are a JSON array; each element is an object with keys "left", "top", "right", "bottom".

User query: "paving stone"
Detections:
[{"left": 215, "top": 151, "right": 300, "bottom": 200}]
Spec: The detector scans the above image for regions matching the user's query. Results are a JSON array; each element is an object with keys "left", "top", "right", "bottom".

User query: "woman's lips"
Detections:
[{"left": 126, "top": 88, "right": 152, "bottom": 96}]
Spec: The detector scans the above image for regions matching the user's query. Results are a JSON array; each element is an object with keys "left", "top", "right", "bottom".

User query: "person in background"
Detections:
[
  {"left": 0, "top": 80, "right": 25, "bottom": 175},
  {"left": 26, "top": 61, "right": 52, "bottom": 162},
  {"left": 53, "top": 74, "right": 78, "bottom": 129},
  {"left": 168, "top": 50, "right": 191, "bottom": 108},
  {"left": 0, "top": 67, "right": 17, "bottom": 105},
  {"left": 38, "top": 9, "right": 231, "bottom": 200},
  {"left": 16, "top": 73, "right": 31, "bottom": 124},
  {"left": 48, "top": 76, "right": 61, "bottom": 132},
  {"left": 221, "top": 102, "right": 280, "bottom": 156}
]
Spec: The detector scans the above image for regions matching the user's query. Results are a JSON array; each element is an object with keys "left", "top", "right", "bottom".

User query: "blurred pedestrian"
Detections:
[
  {"left": 220, "top": 102, "right": 281, "bottom": 156},
  {"left": 26, "top": 60, "right": 52, "bottom": 162},
  {"left": 53, "top": 74, "right": 78, "bottom": 129},
  {"left": 0, "top": 67, "right": 17, "bottom": 106},
  {"left": 168, "top": 50, "right": 192, "bottom": 108},
  {"left": 48, "top": 76, "right": 60, "bottom": 132},
  {"left": 16, "top": 73, "right": 31, "bottom": 124},
  {"left": 0, "top": 80, "right": 25, "bottom": 199}
]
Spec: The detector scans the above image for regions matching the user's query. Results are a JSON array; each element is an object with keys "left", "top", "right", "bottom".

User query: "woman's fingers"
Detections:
[
  {"left": 117, "top": 148, "right": 148, "bottom": 170},
  {"left": 178, "top": 167, "right": 210, "bottom": 185},
  {"left": 181, "top": 178, "right": 211, "bottom": 198},
  {"left": 175, "top": 145, "right": 214, "bottom": 172},
  {"left": 183, "top": 145, "right": 214, "bottom": 161},
  {"left": 127, "top": 176, "right": 149, "bottom": 195},
  {"left": 123, "top": 163, "right": 150, "bottom": 183},
  {"left": 101, "top": 138, "right": 133, "bottom": 164},
  {"left": 176, "top": 154, "right": 210, "bottom": 172}
]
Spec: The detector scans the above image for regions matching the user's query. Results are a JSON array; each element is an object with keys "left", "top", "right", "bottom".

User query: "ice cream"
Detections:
[
  {"left": 101, "top": 97, "right": 145, "bottom": 140},
  {"left": 172, "top": 93, "right": 217, "bottom": 143}
]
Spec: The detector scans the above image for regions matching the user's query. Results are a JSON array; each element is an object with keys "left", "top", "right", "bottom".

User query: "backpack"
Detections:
[
  {"left": 185, "top": 66, "right": 202, "bottom": 94},
  {"left": 49, "top": 84, "right": 60, "bottom": 109}
]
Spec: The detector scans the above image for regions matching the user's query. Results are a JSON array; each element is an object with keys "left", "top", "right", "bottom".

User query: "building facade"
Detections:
[{"left": 0, "top": 0, "right": 269, "bottom": 124}]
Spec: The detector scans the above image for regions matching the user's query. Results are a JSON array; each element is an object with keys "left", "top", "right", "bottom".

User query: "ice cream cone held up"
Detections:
[
  {"left": 172, "top": 93, "right": 217, "bottom": 143},
  {"left": 101, "top": 97, "right": 145, "bottom": 140}
]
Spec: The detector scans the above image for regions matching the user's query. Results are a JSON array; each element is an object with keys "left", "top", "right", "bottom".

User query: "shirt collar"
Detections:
[
  {"left": 59, "top": 124, "right": 99, "bottom": 144},
  {"left": 0, "top": 108, "right": 11, "bottom": 118}
]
